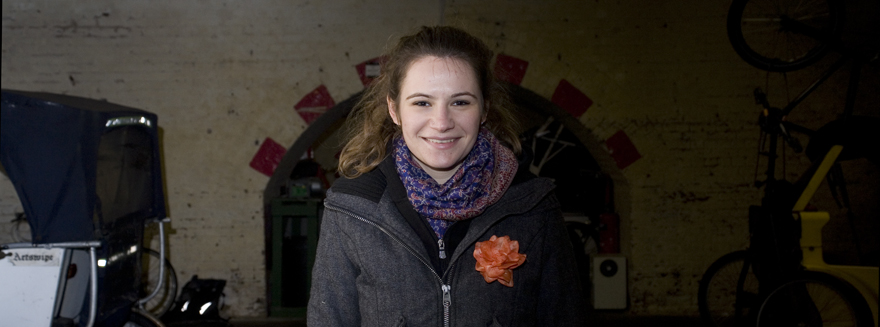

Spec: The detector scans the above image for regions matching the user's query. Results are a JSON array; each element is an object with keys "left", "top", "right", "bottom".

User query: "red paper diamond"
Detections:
[
  {"left": 295, "top": 85, "right": 335, "bottom": 124},
  {"left": 551, "top": 79, "right": 593, "bottom": 118},
  {"left": 605, "top": 130, "right": 641, "bottom": 169},
  {"left": 249, "top": 137, "right": 287, "bottom": 177},
  {"left": 493, "top": 53, "right": 529, "bottom": 85}
]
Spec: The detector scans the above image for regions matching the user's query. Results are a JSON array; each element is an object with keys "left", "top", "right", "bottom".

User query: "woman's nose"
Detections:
[{"left": 429, "top": 107, "right": 454, "bottom": 131}]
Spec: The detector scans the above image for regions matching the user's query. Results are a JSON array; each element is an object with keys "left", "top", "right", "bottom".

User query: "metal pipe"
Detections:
[
  {"left": 139, "top": 218, "right": 169, "bottom": 305},
  {"left": 2, "top": 241, "right": 101, "bottom": 249},
  {"left": 86, "top": 246, "right": 98, "bottom": 327}
]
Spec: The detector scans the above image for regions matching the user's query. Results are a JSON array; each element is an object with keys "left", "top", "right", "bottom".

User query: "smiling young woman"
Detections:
[{"left": 308, "top": 26, "right": 586, "bottom": 326}]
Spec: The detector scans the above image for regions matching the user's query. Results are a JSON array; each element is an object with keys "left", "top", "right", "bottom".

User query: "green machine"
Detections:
[{"left": 268, "top": 196, "right": 322, "bottom": 317}]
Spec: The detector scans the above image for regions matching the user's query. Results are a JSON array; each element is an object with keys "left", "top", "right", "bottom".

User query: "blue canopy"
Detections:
[{"left": 1, "top": 89, "right": 166, "bottom": 244}]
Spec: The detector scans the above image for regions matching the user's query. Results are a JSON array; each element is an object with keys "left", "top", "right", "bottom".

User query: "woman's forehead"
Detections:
[{"left": 399, "top": 56, "right": 480, "bottom": 94}]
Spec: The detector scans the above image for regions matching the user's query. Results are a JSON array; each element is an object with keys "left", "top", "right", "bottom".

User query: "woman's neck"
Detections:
[{"left": 413, "top": 156, "right": 461, "bottom": 185}]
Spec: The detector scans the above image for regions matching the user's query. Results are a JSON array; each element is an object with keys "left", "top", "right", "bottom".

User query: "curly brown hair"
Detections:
[{"left": 337, "top": 26, "right": 521, "bottom": 178}]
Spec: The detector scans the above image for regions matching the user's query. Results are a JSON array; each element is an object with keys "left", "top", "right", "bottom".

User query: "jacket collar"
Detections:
[{"left": 450, "top": 176, "right": 555, "bottom": 262}]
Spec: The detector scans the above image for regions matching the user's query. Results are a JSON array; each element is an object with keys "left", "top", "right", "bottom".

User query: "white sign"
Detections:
[
  {"left": 3, "top": 248, "right": 62, "bottom": 266},
  {"left": 0, "top": 247, "right": 65, "bottom": 327}
]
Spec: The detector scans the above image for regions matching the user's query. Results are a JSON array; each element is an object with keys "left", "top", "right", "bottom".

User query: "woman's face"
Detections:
[{"left": 388, "top": 56, "right": 486, "bottom": 183}]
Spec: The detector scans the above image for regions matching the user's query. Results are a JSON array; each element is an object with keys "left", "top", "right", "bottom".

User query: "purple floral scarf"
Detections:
[{"left": 395, "top": 128, "right": 518, "bottom": 238}]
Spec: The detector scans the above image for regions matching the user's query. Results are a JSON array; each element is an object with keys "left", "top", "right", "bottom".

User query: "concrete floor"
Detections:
[{"left": 227, "top": 312, "right": 703, "bottom": 326}]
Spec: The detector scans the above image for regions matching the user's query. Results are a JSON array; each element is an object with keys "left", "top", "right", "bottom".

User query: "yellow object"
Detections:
[
  {"left": 789, "top": 145, "right": 878, "bottom": 326},
  {"left": 797, "top": 211, "right": 879, "bottom": 326},
  {"left": 793, "top": 145, "right": 842, "bottom": 211}
]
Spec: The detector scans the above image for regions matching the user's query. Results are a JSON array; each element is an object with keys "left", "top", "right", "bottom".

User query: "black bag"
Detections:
[{"left": 161, "top": 275, "right": 229, "bottom": 326}]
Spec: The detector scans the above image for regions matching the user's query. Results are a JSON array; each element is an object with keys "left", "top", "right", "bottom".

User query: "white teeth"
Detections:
[{"left": 428, "top": 139, "right": 454, "bottom": 144}]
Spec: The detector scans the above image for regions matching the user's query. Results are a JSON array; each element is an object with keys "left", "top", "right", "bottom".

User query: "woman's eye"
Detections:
[
  {"left": 413, "top": 101, "right": 430, "bottom": 106},
  {"left": 452, "top": 100, "right": 470, "bottom": 106}
]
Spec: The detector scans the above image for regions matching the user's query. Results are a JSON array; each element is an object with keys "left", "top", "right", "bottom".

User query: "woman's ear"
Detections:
[{"left": 387, "top": 96, "right": 399, "bottom": 125}]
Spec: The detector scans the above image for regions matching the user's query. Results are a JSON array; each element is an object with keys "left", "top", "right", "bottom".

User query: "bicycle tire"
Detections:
[
  {"left": 756, "top": 270, "right": 873, "bottom": 327},
  {"left": 140, "top": 248, "right": 178, "bottom": 317},
  {"left": 125, "top": 308, "right": 165, "bottom": 327},
  {"left": 727, "top": 0, "right": 844, "bottom": 72},
  {"left": 698, "top": 250, "right": 760, "bottom": 327}
]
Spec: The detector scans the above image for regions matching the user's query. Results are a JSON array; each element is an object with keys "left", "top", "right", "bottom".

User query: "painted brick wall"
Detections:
[{"left": 3, "top": 0, "right": 877, "bottom": 317}]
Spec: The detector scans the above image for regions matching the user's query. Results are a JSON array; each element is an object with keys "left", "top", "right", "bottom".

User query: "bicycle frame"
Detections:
[
  {"left": 752, "top": 53, "right": 860, "bottom": 188},
  {"left": 777, "top": 56, "right": 850, "bottom": 118},
  {"left": 792, "top": 145, "right": 879, "bottom": 326}
]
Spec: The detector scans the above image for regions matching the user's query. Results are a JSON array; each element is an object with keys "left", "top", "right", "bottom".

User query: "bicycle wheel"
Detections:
[
  {"left": 756, "top": 271, "right": 873, "bottom": 327},
  {"left": 698, "top": 250, "right": 761, "bottom": 327},
  {"left": 140, "top": 248, "right": 178, "bottom": 317},
  {"left": 727, "top": 0, "right": 844, "bottom": 72}
]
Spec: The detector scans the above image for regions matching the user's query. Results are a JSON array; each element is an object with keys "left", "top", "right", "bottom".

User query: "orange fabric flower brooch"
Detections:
[{"left": 473, "top": 235, "right": 527, "bottom": 287}]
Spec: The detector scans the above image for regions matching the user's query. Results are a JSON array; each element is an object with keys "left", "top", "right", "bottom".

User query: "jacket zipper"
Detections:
[
  {"left": 325, "top": 204, "right": 455, "bottom": 327},
  {"left": 442, "top": 284, "right": 452, "bottom": 327},
  {"left": 440, "top": 262, "right": 456, "bottom": 327},
  {"left": 438, "top": 240, "right": 452, "bottom": 326}
]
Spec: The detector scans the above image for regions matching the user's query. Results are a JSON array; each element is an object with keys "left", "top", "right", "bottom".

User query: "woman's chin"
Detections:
[{"left": 420, "top": 158, "right": 462, "bottom": 172}]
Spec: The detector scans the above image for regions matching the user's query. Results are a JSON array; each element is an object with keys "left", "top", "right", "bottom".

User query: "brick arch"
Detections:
[
  {"left": 261, "top": 82, "right": 634, "bottom": 308},
  {"left": 263, "top": 83, "right": 631, "bottom": 226}
]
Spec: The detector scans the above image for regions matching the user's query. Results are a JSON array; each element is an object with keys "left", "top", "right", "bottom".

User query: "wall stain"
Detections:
[{"left": 54, "top": 19, "right": 132, "bottom": 39}]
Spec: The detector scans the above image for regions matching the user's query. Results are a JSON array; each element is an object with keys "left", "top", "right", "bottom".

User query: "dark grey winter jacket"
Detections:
[{"left": 307, "top": 156, "right": 587, "bottom": 326}]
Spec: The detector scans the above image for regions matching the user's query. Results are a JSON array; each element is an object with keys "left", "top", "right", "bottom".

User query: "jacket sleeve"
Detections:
[
  {"left": 307, "top": 208, "right": 362, "bottom": 326},
  {"left": 536, "top": 196, "right": 589, "bottom": 326}
]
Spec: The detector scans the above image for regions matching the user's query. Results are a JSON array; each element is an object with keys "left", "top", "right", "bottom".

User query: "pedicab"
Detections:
[{"left": 0, "top": 89, "right": 170, "bottom": 327}]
